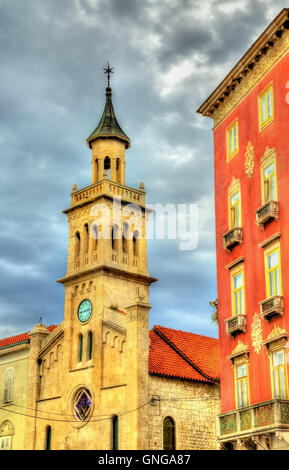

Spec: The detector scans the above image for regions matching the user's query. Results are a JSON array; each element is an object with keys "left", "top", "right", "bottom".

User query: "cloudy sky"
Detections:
[{"left": 0, "top": 0, "right": 288, "bottom": 339}]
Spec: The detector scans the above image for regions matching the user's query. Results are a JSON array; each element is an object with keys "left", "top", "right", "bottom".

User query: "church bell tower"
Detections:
[{"left": 55, "top": 65, "right": 157, "bottom": 450}]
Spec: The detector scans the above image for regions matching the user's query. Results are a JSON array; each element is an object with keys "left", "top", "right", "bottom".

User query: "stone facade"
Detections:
[{"left": 148, "top": 376, "right": 220, "bottom": 450}]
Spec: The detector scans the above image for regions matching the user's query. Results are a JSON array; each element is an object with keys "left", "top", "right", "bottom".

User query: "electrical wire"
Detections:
[
  {"left": 0, "top": 395, "right": 219, "bottom": 418},
  {"left": 0, "top": 399, "right": 152, "bottom": 423}
]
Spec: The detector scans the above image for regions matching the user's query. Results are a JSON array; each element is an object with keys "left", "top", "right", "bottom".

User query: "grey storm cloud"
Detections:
[{"left": 0, "top": 0, "right": 288, "bottom": 339}]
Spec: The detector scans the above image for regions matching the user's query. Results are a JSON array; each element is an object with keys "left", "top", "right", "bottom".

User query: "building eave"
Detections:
[{"left": 197, "top": 8, "right": 289, "bottom": 118}]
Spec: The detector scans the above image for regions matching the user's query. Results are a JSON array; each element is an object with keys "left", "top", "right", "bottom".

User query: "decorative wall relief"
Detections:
[
  {"left": 251, "top": 313, "right": 262, "bottom": 354},
  {"left": 245, "top": 142, "right": 255, "bottom": 178}
]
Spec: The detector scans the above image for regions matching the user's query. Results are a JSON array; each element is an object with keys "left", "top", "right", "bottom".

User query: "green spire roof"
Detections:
[{"left": 87, "top": 86, "right": 130, "bottom": 149}]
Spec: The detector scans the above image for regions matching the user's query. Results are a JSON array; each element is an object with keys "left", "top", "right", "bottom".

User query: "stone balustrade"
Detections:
[{"left": 71, "top": 179, "right": 145, "bottom": 207}]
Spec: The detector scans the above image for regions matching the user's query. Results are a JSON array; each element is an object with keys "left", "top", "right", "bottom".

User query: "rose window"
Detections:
[{"left": 74, "top": 388, "right": 92, "bottom": 421}]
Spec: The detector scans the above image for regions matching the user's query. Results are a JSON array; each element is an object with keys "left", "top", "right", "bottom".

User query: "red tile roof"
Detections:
[
  {"left": 149, "top": 326, "right": 220, "bottom": 383},
  {"left": 0, "top": 325, "right": 57, "bottom": 349}
]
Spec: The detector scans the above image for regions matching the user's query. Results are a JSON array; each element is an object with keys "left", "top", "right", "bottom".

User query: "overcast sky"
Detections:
[{"left": 0, "top": 0, "right": 287, "bottom": 339}]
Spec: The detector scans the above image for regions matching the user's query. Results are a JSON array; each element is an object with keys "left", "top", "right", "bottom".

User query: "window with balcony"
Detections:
[
  {"left": 264, "top": 161, "right": 277, "bottom": 202},
  {"left": 227, "top": 120, "right": 239, "bottom": 161},
  {"left": 272, "top": 349, "right": 287, "bottom": 399},
  {"left": 256, "top": 150, "right": 279, "bottom": 227},
  {"left": 236, "top": 363, "right": 249, "bottom": 408},
  {"left": 259, "top": 240, "right": 283, "bottom": 319},
  {"left": 223, "top": 178, "right": 243, "bottom": 250},
  {"left": 230, "top": 191, "right": 241, "bottom": 228},
  {"left": 232, "top": 270, "right": 245, "bottom": 316},
  {"left": 226, "top": 263, "right": 246, "bottom": 336},
  {"left": 258, "top": 84, "right": 273, "bottom": 131},
  {"left": 266, "top": 248, "right": 281, "bottom": 298}
]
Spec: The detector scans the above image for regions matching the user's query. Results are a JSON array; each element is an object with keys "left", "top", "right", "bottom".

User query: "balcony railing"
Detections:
[
  {"left": 223, "top": 227, "right": 243, "bottom": 250},
  {"left": 225, "top": 314, "right": 246, "bottom": 336},
  {"left": 70, "top": 179, "right": 145, "bottom": 208},
  {"left": 256, "top": 201, "right": 279, "bottom": 228},
  {"left": 260, "top": 295, "right": 283, "bottom": 320},
  {"left": 219, "top": 399, "right": 289, "bottom": 439}
]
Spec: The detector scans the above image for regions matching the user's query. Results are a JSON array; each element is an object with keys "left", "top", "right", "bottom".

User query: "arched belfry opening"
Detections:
[
  {"left": 75, "top": 232, "right": 81, "bottom": 258},
  {"left": 104, "top": 156, "right": 111, "bottom": 180},
  {"left": 122, "top": 223, "right": 129, "bottom": 254}
]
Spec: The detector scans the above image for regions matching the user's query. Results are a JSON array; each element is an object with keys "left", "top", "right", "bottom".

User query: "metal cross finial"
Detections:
[{"left": 103, "top": 61, "right": 114, "bottom": 87}]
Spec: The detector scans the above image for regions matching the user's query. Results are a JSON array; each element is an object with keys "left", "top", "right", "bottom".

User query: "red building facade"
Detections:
[{"left": 198, "top": 9, "right": 289, "bottom": 450}]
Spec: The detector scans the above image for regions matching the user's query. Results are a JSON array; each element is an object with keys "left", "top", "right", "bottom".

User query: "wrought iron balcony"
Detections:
[
  {"left": 260, "top": 295, "right": 283, "bottom": 320},
  {"left": 219, "top": 399, "right": 289, "bottom": 441},
  {"left": 223, "top": 227, "right": 243, "bottom": 250},
  {"left": 225, "top": 314, "right": 246, "bottom": 336},
  {"left": 255, "top": 201, "right": 279, "bottom": 228}
]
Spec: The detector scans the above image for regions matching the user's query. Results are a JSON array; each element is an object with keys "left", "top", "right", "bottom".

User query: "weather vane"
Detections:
[{"left": 103, "top": 61, "right": 114, "bottom": 87}]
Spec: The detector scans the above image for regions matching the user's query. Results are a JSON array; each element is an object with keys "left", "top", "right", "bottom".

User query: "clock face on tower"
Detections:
[{"left": 77, "top": 299, "right": 92, "bottom": 323}]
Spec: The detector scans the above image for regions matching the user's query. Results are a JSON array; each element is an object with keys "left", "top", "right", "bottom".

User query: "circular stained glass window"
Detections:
[{"left": 74, "top": 388, "right": 92, "bottom": 421}]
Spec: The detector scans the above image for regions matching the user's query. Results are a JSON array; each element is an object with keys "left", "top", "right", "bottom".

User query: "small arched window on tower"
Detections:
[
  {"left": 45, "top": 426, "right": 52, "bottom": 450},
  {"left": 112, "top": 415, "right": 119, "bottom": 450},
  {"left": 75, "top": 232, "right": 81, "bottom": 258},
  {"left": 122, "top": 223, "right": 129, "bottom": 254},
  {"left": 94, "top": 158, "right": 99, "bottom": 182},
  {"left": 112, "top": 224, "right": 120, "bottom": 251},
  {"left": 91, "top": 224, "right": 98, "bottom": 252},
  {"left": 133, "top": 230, "right": 139, "bottom": 257},
  {"left": 116, "top": 158, "right": 121, "bottom": 183},
  {"left": 163, "top": 416, "right": 175, "bottom": 450},
  {"left": 78, "top": 334, "right": 83, "bottom": 362},
  {"left": 104, "top": 156, "right": 111, "bottom": 180},
  {"left": 83, "top": 224, "right": 89, "bottom": 254},
  {"left": 87, "top": 331, "right": 93, "bottom": 361},
  {"left": 3, "top": 368, "right": 15, "bottom": 404}
]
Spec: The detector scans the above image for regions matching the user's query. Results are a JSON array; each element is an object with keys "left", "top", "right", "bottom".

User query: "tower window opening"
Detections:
[
  {"left": 94, "top": 158, "right": 98, "bottom": 182},
  {"left": 78, "top": 334, "right": 83, "bottom": 362},
  {"left": 104, "top": 156, "right": 111, "bottom": 180},
  {"left": 91, "top": 224, "right": 98, "bottom": 251},
  {"left": 75, "top": 232, "right": 81, "bottom": 257},
  {"left": 87, "top": 331, "right": 93, "bottom": 361},
  {"left": 116, "top": 158, "right": 120, "bottom": 183},
  {"left": 84, "top": 224, "right": 89, "bottom": 254},
  {"left": 122, "top": 223, "right": 129, "bottom": 254},
  {"left": 112, "top": 224, "right": 120, "bottom": 251},
  {"left": 133, "top": 231, "right": 139, "bottom": 256}
]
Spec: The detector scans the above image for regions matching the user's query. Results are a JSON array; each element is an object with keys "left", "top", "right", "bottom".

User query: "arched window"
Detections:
[
  {"left": 75, "top": 232, "right": 81, "bottom": 257},
  {"left": 87, "top": 331, "right": 93, "bottom": 361},
  {"left": 133, "top": 230, "right": 139, "bottom": 256},
  {"left": 122, "top": 223, "right": 129, "bottom": 254},
  {"left": 94, "top": 158, "right": 99, "bottom": 182},
  {"left": 112, "top": 224, "right": 120, "bottom": 251},
  {"left": 112, "top": 415, "right": 119, "bottom": 450},
  {"left": 78, "top": 334, "right": 83, "bottom": 362},
  {"left": 83, "top": 224, "right": 89, "bottom": 254},
  {"left": 116, "top": 158, "right": 121, "bottom": 183},
  {"left": 45, "top": 426, "right": 52, "bottom": 450},
  {"left": 163, "top": 416, "right": 175, "bottom": 450},
  {"left": 3, "top": 368, "right": 14, "bottom": 404},
  {"left": 104, "top": 156, "right": 111, "bottom": 180},
  {"left": 91, "top": 224, "right": 98, "bottom": 251}
]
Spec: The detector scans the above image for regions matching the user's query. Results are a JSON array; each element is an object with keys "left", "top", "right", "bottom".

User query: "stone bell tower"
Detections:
[{"left": 54, "top": 66, "right": 157, "bottom": 450}]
